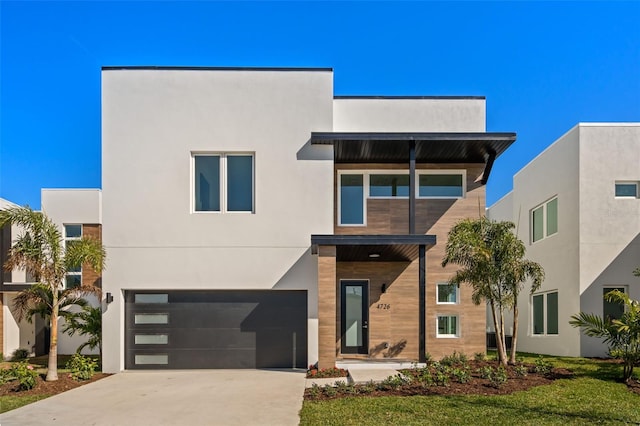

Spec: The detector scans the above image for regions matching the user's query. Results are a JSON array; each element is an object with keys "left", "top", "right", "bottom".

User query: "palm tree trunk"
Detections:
[
  {"left": 509, "top": 302, "right": 519, "bottom": 364},
  {"left": 46, "top": 292, "right": 59, "bottom": 381},
  {"left": 490, "top": 301, "right": 507, "bottom": 366}
]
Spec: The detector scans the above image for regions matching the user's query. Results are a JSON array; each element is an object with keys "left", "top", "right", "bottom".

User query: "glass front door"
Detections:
[{"left": 340, "top": 280, "right": 369, "bottom": 354}]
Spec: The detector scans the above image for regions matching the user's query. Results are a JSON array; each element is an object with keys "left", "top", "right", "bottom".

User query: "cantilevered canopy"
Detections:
[{"left": 311, "top": 234, "right": 436, "bottom": 262}]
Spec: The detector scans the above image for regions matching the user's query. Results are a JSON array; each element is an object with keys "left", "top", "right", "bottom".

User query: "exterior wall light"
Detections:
[{"left": 106, "top": 292, "right": 114, "bottom": 304}]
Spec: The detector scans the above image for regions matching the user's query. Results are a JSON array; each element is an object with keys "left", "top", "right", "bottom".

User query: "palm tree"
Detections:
[
  {"left": 13, "top": 282, "right": 90, "bottom": 326},
  {"left": 442, "top": 217, "right": 544, "bottom": 366},
  {"left": 570, "top": 290, "right": 640, "bottom": 382},
  {"left": 0, "top": 206, "right": 105, "bottom": 381},
  {"left": 62, "top": 305, "right": 102, "bottom": 358}
]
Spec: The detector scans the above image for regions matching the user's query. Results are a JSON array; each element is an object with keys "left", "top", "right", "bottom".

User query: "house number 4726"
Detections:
[{"left": 377, "top": 304, "right": 390, "bottom": 310}]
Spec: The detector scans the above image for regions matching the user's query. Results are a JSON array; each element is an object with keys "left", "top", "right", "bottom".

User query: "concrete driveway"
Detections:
[{"left": 0, "top": 369, "right": 306, "bottom": 426}]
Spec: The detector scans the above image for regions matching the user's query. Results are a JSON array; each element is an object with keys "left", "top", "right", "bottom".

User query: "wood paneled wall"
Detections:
[{"left": 82, "top": 224, "right": 102, "bottom": 288}]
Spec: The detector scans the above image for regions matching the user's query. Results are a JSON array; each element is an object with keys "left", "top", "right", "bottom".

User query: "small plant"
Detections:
[
  {"left": 489, "top": 366, "right": 508, "bottom": 388},
  {"left": 534, "top": 356, "right": 553, "bottom": 376},
  {"left": 474, "top": 352, "right": 487, "bottom": 362},
  {"left": 307, "top": 383, "right": 321, "bottom": 399},
  {"left": 515, "top": 365, "right": 528, "bottom": 377},
  {"left": 357, "top": 381, "right": 376, "bottom": 394},
  {"left": 432, "top": 362, "right": 450, "bottom": 386},
  {"left": 11, "top": 348, "right": 30, "bottom": 361},
  {"left": 378, "top": 374, "right": 408, "bottom": 390},
  {"left": 0, "top": 368, "right": 13, "bottom": 385},
  {"left": 10, "top": 361, "right": 38, "bottom": 390},
  {"left": 322, "top": 384, "right": 337, "bottom": 397},
  {"left": 306, "top": 366, "right": 348, "bottom": 379},
  {"left": 478, "top": 365, "right": 494, "bottom": 379},
  {"left": 65, "top": 354, "right": 98, "bottom": 381},
  {"left": 451, "top": 367, "right": 471, "bottom": 384},
  {"left": 440, "top": 351, "right": 468, "bottom": 367},
  {"left": 424, "top": 352, "right": 433, "bottom": 364},
  {"left": 0, "top": 352, "right": 4, "bottom": 361}
]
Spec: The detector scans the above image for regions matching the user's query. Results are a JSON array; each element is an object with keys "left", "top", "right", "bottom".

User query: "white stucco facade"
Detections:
[
  {"left": 100, "top": 68, "right": 489, "bottom": 372},
  {"left": 487, "top": 123, "right": 640, "bottom": 357}
]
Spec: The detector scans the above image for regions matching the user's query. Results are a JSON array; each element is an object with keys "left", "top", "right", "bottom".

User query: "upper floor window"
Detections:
[
  {"left": 369, "top": 174, "right": 410, "bottom": 198},
  {"left": 615, "top": 182, "right": 638, "bottom": 198},
  {"left": 64, "top": 224, "right": 82, "bottom": 289},
  {"left": 193, "top": 153, "right": 254, "bottom": 213},
  {"left": 418, "top": 171, "right": 465, "bottom": 198},
  {"left": 437, "top": 282, "right": 458, "bottom": 304},
  {"left": 339, "top": 174, "right": 365, "bottom": 225},
  {"left": 532, "top": 291, "right": 558, "bottom": 335},
  {"left": 531, "top": 197, "right": 558, "bottom": 243}
]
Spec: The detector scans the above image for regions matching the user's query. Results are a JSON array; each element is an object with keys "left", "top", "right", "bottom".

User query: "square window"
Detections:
[
  {"left": 437, "top": 283, "right": 458, "bottom": 304},
  {"left": 615, "top": 183, "right": 637, "bottom": 198},
  {"left": 419, "top": 174, "right": 464, "bottom": 198},
  {"left": 65, "top": 275, "right": 81, "bottom": 289},
  {"left": 369, "top": 174, "right": 410, "bottom": 197},
  {"left": 193, "top": 153, "right": 254, "bottom": 213},
  {"left": 64, "top": 225, "right": 82, "bottom": 238},
  {"left": 437, "top": 315, "right": 458, "bottom": 337}
]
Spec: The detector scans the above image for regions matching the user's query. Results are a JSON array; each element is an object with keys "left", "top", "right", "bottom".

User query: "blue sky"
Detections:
[{"left": 1, "top": 1, "right": 639, "bottom": 209}]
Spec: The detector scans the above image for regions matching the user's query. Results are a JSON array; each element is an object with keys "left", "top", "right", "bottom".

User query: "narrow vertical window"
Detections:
[
  {"left": 603, "top": 287, "right": 626, "bottom": 321},
  {"left": 532, "top": 294, "right": 544, "bottom": 335},
  {"left": 532, "top": 206, "right": 544, "bottom": 243},
  {"left": 227, "top": 155, "right": 253, "bottom": 212},
  {"left": 194, "top": 156, "right": 220, "bottom": 212},
  {"left": 340, "top": 174, "right": 364, "bottom": 225},
  {"left": 546, "top": 198, "right": 558, "bottom": 236},
  {"left": 64, "top": 224, "right": 83, "bottom": 289},
  {"left": 546, "top": 292, "right": 558, "bottom": 335}
]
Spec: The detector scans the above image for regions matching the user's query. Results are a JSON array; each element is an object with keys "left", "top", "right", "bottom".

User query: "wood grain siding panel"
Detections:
[
  {"left": 82, "top": 224, "right": 102, "bottom": 289},
  {"left": 317, "top": 246, "right": 337, "bottom": 368},
  {"left": 336, "top": 261, "right": 419, "bottom": 360},
  {"left": 423, "top": 165, "right": 487, "bottom": 359},
  {"left": 0, "top": 295, "right": 3, "bottom": 355}
]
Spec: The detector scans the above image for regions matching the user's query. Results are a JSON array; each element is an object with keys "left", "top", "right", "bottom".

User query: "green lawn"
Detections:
[
  {"left": 300, "top": 354, "right": 640, "bottom": 426},
  {"left": 0, "top": 394, "right": 51, "bottom": 414}
]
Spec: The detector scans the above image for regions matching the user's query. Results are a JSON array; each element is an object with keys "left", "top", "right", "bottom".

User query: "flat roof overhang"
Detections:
[
  {"left": 310, "top": 132, "right": 516, "bottom": 183},
  {"left": 311, "top": 234, "right": 436, "bottom": 262}
]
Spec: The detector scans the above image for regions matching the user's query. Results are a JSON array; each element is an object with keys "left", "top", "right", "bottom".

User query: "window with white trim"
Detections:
[
  {"left": 437, "top": 315, "right": 459, "bottom": 337},
  {"left": 369, "top": 173, "right": 410, "bottom": 198},
  {"left": 64, "top": 224, "right": 82, "bottom": 289},
  {"left": 532, "top": 291, "right": 558, "bottom": 335},
  {"left": 436, "top": 282, "right": 458, "bottom": 304},
  {"left": 418, "top": 171, "right": 465, "bottom": 198},
  {"left": 193, "top": 153, "right": 254, "bottom": 213},
  {"left": 615, "top": 182, "right": 638, "bottom": 198},
  {"left": 531, "top": 197, "right": 558, "bottom": 243}
]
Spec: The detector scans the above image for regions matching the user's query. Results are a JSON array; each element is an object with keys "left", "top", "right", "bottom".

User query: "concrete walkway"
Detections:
[{"left": 0, "top": 369, "right": 306, "bottom": 426}]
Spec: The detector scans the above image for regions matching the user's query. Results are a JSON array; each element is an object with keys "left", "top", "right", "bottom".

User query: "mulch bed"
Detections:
[
  {"left": 305, "top": 360, "right": 574, "bottom": 401},
  {"left": 0, "top": 373, "right": 111, "bottom": 397}
]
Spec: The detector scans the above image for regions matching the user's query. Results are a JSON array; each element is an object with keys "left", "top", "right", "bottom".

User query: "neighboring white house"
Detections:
[
  {"left": 487, "top": 123, "right": 640, "bottom": 357},
  {"left": 0, "top": 191, "right": 102, "bottom": 358}
]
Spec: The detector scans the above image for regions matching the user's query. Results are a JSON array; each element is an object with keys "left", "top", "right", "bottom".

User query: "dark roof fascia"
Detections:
[
  {"left": 102, "top": 66, "right": 333, "bottom": 72},
  {"left": 334, "top": 96, "right": 485, "bottom": 100},
  {"left": 310, "top": 132, "right": 516, "bottom": 144},
  {"left": 311, "top": 234, "right": 436, "bottom": 247}
]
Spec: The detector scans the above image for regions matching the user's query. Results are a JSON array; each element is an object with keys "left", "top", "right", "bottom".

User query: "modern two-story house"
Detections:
[
  {"left": 487, "top": 123, "right": 640, "bottom": 357},
  {"left": 98, "top": 67, "right": 515, "bottom": 372}
]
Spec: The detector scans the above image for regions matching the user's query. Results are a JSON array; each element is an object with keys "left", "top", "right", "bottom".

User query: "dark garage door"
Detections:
[{"left": 125, "top": 290, "right": 307, "bottom": 369}]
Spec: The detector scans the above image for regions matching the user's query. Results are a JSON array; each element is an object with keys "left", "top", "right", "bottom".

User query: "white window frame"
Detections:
[
  {"left": 531, "top": 290, "right": 559, "bottom": 336},
  {"left": 436, "top": 282, "right": 459, "bottom": 304},
  {"left": 530, "top": 196, "right": 558, "bottom": 244},
  {"left": 436, "top": 315, "right": 459, "bottom": 338},
  {"left": 337, "top": 170, "right": 368, "bottom": 226},
  {"left": 191, "top": 152, "right": 255, "bottom": 214},
  {"left": 614, "top": 181, "right": 638, "bottom": 198},
  {"left": 417, "top": 170, "right": 466, "bottom": 199},
  {"left": 64, "top": 224, "right": 82, "bottom": 289}
]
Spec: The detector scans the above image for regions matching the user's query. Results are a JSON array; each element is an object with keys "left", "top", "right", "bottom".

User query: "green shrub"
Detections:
[
  {"left": 451, "top": 367, "right": 471, "bottom": 383},
  {"left": 424, "top": 352, "right": 433, "bottom": 364},
  {"left": 515, "top": 365, "right": 528, "bottom": 377},
  {"left": 322, "top": 384, "right": 337, "bottom": 397},
  {"left": 440, "top": 351, "right": 468, "bottom": 367},
  {"left": 10, "top": 361, "right": 38, "bottom": 390},
  {"left": 65, "top": 354, "right": 98, "bottom": 381},
  {"left": 534, "top": 356, "right": 553, "bottom": 376},
  {"left": 489, "top": 366, "right": 508, "bottom": 388},
  {"left": 432, "top": 362, "right": 450, "bottom": 386},
  {"left": 307, "top": 383, "right": 321, "bottom": 399},
  {"left": 474, "top": 352, "right": 486, "bottom": 361},
  {"left": 0, "top": 368, "right": 13, "bottom": 385},
  {"left": 478, "top": 365, "right": 493, "bottom": 379},
  {"left": 11, "top": 348, "right": 30, "bottom": 361}
]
